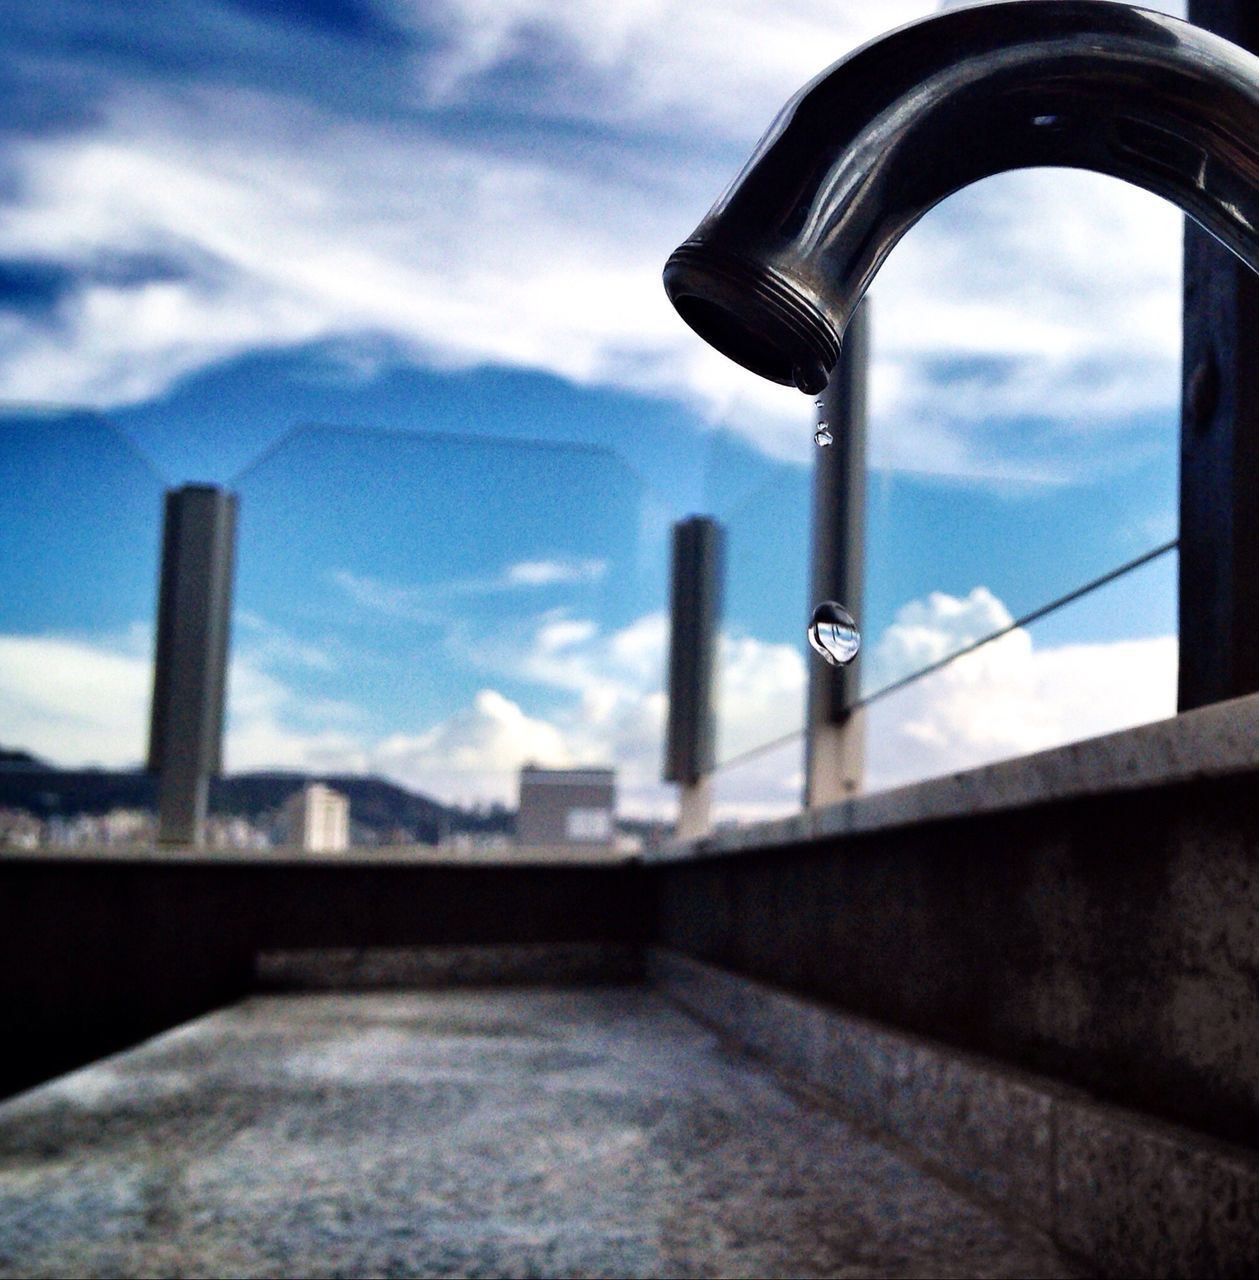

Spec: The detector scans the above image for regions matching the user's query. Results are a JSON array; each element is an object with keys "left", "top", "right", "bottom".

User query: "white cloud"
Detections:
[
  {"left": 368, "top": 689, "right": 574, "bottom": 808},
  {"left": 234, "top": 610, "right": 337, "bottom": 671},
  {"left": 506, "top": 558, "right": 606, "bottom": 586},
  {"left": 330, "top": 557, "right": 608, "bottom": 622},
  {"left": 0, "top": 624, "right": 369, "bottom": 776},
  {"left": 863, "top": 589, "right": 1178, "bottom": 792},
  {"left": 0, "top": 90, "right": 691, "bottom": 404},
  {"left": 319, "top": 606, "right": 804, "bottom": 815},
  {"left": 0, "top": 0, "right": 1191, "bottom": 479},
  {"left": 863, "top": 585, "right": 1012, "bottom": 690},
  {"left": 395, "top": 0, "right": 929, "bottom": 139},
  {"left": 330, "top": 569, "right": 442, "bottom": 623},
  {"left": 399, "top": 0, "right": 1182, "bottom": 144},
  {"left": 0, "top": 630, "right": 153, "bottom": 768},
  {"left": 867, "top": 168, "right": 1184, "bottom": 476},
  {"left": 221, "top": 656, "right": 368, "bottom": 776}
]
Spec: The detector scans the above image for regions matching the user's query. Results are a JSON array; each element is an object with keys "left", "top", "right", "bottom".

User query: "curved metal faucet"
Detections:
[{"left": 663, "top": 1, "right": 1259, "bottom": 395}]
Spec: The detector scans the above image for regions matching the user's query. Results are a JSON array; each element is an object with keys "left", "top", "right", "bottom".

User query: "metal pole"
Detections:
[
  {"left": 663, "top": 516, "right": 724, "bottom": 840},
  {"left": 805, "top": 299, "right": 869, "bottom": 807},
  {"left": 148, "top": 485, "right": 238, "bottom": 847},
  {"left": 1179, "top": 1, "right": 1259, "bottom": 711}
]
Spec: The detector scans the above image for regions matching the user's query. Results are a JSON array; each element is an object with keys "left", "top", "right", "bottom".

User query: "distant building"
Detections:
[
  {"left": 205, "top": 814, "right": 271, "bottom": 852},
  {"left": 0, "top": 807, "right": 41, "bottom": 851},
  {"left": 101, "top": 808, "right": 153, "bottom": 847},
  {"left": 281, "top": 783, "right": 350, "bottom": 853},
  {"left": 516, "top": 766, "right": 616, "bottom": 847}
]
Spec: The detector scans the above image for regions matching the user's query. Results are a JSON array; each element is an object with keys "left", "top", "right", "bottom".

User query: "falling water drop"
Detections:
[
  {"left": 814, "top": 424, "right": 833, "bottom": 447},
  {"left": 808, "top": 600, "right": 860, "bottom": 666}
]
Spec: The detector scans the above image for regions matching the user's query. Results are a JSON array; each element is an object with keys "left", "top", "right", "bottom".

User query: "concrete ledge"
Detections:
[
  {"left": 256, "top": 943, "right": 644, "bottom": 989},
  {"left": 649, "top": 690, "right": 1259, "bottom": 863},
  {"left": 0, "top": 843, "right": 634, "bottom": 867},
  {"left": 650, "top": 948, "right": 1259, "bottom": 1278}
]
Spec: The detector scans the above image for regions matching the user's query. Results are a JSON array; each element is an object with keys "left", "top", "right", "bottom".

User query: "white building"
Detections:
[{"left": 281, "top": 783, "right": 350, "bottom": 853}]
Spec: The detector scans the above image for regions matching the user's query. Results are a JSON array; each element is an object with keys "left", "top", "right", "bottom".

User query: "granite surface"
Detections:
[
  {"left": 0, "top": 988, "right": 1079, "bottom": 1279},
  {"left": 255, "top": 944, "right": 643, "bottom": 990},
  {"left": 651, "top": 688, "right": 1259, "bottom": 863},
  {"left": 652, "top": 948, "right": 1259, "bottom": 1279}
]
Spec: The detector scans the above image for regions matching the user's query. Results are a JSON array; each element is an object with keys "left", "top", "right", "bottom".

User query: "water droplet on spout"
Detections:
[
  {"left": 814, "top": 424, "right": 833, "bottom": 447},
  {"left": 808, "top": 600, "right": 860, "bottom": 666}
]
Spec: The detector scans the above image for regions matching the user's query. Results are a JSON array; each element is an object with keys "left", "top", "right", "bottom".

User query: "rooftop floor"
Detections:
[{"left": 0, "top": 987, "right": 1080, "bottom": 1279}]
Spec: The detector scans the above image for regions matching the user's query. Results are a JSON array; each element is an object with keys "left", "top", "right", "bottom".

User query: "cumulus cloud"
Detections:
[
  {"left": 0, "top": 0, "right": 1191, "bottom": 478},
  {"left": 369, "top": 689, "right": 574, "bottom": 808},
  {"left": 863, "top": 585, "right": 1012, "bottom": 690},
  {"left": 0, "top": 609, "right": 789, "bottom": 817},
  {"left": 863, "top": 588, "right": 1177, "bottom": 792},
  {"left": 0, "top": 623, "right": 367, "bottom": 776}
]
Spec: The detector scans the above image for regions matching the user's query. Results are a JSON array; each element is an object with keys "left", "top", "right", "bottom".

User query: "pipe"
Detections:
[{"left": 663, "top": 1, "right": 1259, "bottom": 394}]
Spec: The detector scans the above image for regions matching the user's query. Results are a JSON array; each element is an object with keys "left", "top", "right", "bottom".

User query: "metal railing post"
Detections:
[
  {"left": 663, "top": 516, "right": 724, "bottom": 840},
  {"left": 1180, "top": 0, "right": 1259, "bottom": 710},
  {"left": 805, "top": 299, "right": 869, "bottom": 807},
  {"left": 147, "top": 485, "right": 238, "bottom": 847}
]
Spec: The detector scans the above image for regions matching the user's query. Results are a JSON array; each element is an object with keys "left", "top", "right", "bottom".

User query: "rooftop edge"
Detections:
[{"left": 648, "top": 690, "right": 1259, "bottom": 863}]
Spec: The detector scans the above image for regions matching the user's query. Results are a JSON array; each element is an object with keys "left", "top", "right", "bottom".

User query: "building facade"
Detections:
[
  {"left": 516, "top": 766, "right": 615, "bottom": 848},
  {"left": 281, "top": 783, "right": 350, "bottom": 853}
]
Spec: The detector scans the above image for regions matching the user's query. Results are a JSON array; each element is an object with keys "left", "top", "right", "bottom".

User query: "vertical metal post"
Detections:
[
  {"left": 805, "top": 299, "right": 869, "bottom": 807},
  {"left": 148, "top": 485, "right": 238, "bottom": 847},
  {"left": 664, "top": 516, "right": 724, "bottom": 840},
  {"left": 1180, "top": 2, "right": 1259, "bottom": 711}
]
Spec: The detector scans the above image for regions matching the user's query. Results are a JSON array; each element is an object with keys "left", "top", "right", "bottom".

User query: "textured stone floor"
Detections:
[{"left": 0, "top": 988, "right": 1082, "bottom": 1278}]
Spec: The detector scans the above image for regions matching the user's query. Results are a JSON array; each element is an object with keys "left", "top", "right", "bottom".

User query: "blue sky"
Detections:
[{"left": 0, "top": 0, "right": 1188, "bottom": 817}]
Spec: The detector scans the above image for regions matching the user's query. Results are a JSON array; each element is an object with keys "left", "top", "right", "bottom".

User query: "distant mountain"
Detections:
[
  {"left": 0, "top": 760, "right": 514, "bottom": 844},
  {"left": 0, "top": 767, "right": 155, "bottom": 818}
]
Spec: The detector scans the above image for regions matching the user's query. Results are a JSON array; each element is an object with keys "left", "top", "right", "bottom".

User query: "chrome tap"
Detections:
[{"left": 663, "top": 1, "right": 1259, "bottom": 395}]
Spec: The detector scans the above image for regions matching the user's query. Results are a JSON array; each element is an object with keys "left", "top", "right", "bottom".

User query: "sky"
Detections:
[{"left": 0, "top": 0, "right": 1189, "bottom": 819}]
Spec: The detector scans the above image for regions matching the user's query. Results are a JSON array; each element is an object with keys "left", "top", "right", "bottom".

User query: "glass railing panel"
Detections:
[
  {"left": 709, "top": 735, "right": 804, "bottom": 828},
  {"left": 702, "top": 429, "right": 812, "bottom": 769},
  {"left": 861, "top": 167, "right": 1181, "bottom": 702},
  {"left": 860, "top": 463, "right": 1178, "bottom": 703},
  {"left": 230, "top": 426, "right": 672, "bottom": 844},
  {"left": 0, "top": 408, "right": 166, "bottom": 774}
]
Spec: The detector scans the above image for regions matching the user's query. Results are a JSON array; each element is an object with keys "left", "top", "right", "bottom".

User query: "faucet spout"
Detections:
[{"left": 663, "top": 1, "right": 1259, "bottom": 394}]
